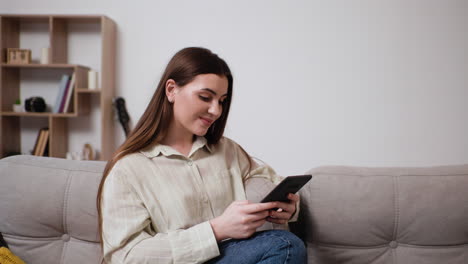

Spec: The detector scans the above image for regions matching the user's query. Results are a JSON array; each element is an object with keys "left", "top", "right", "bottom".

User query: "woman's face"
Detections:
[{"left": 168, "top": 73, "right": 229, "bottom": 138}]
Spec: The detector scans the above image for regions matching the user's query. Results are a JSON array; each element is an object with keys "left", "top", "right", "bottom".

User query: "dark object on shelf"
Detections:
[
  {"left": 114, "top": 97, "right": 130, "bottom": 137},
  {"left": 25, "top": 97, "right": 46, "bottom": 112}
]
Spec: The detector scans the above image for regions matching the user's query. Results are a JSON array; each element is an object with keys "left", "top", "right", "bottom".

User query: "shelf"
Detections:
[
  {"left": 0, "top": 14, "right": 116, "bottom": 160},
  {"left": 0, "top": 14, "right": 104, "bottom": 22},
  {"left": 1, "top": 63, "right": 89, "bottom": 69},
  {"left": 1, "top": 111, "right": 78, "bottom": 117},
  {"left": 0, "top": 15, "right": 49, "bottom": 23}
]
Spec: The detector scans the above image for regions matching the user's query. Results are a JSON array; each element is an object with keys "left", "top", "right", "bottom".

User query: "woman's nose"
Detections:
[{"left": 208, "top": 102, "right": 221, "bottom": 116}]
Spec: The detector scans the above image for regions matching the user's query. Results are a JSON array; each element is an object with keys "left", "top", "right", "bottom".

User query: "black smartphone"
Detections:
[{"left": 260, "top": 175, "right": 312, "bottom": 203}]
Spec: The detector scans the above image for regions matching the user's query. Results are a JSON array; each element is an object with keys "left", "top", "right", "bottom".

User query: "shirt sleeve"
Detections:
[{"left": 101, "top": 164, "right": 220, "bottom": 264}]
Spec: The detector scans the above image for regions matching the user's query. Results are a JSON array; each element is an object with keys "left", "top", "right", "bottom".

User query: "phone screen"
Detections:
[{"left": 260, "top": 175, "right": 312, "bottom": 203}]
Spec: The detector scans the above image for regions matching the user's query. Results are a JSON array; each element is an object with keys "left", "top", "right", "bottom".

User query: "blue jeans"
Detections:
[{"left": 206, "top": 230, "right": 307, "bottom": 264}]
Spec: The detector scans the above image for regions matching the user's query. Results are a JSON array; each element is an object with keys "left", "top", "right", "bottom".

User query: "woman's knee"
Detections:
[
  {"left": 278, "top": 230, "right": 306, "bottom": 254},
  {"left": 260, "top": 230, "right": 307, "bottom": 262},
  {"left": 263, "top": 230, "right": 304, "bottom": 246}
]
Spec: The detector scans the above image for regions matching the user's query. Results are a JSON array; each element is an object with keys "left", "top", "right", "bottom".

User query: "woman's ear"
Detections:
[{"left": 165, "top": 79, "right": 177, "bottom": 103}]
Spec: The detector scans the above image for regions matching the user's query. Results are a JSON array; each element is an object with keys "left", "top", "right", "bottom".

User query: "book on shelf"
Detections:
[
  {"left": 32, "top": 129, "right": 44, "bottom": 156},
  {"left": 61, "top": 73, "right": 76, "bottom": 113},
  {"left": 53, "top": 75, "right": 71, "bottom": 113},
  {"left": 39, "top": 128, "right": 50, "bottom": 156},
  {"left": 33, "top": 128, "right": 49, "bottom": 156}
]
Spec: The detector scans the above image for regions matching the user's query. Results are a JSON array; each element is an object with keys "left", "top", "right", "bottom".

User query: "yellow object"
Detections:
[{"left": 0, "top": 247, "right": 26, "bottom": 264}]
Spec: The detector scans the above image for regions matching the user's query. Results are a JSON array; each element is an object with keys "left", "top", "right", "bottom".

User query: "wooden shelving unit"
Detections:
[{"left": 0, "top": 14, "right": 116, "bottom": 160}]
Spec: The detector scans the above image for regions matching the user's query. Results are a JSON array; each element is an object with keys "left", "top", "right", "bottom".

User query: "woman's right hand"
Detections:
[{"left": 209, "top": 200, "right": 278, "bottom": 241}]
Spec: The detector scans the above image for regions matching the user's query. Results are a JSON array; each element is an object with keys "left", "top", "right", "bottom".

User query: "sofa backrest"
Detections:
[
  {"left": 0, "top": 155, "right": 105, "bottom": 264},
  {"left": 291, "top": 165, "right": 468, "bottom": 264}
]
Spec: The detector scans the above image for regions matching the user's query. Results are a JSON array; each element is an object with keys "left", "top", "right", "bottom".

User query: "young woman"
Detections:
[{"left": 97, "top": 47, "right": 306, "bottom": 264}]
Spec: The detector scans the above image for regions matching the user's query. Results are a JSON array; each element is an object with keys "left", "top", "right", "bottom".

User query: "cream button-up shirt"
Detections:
[{"left": 101, "top": 137, "right": 287, "bottom": 264}]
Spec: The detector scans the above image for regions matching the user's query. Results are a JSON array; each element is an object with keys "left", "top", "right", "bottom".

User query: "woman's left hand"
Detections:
[{"left": 266, "top": 193, "right": 299, "bottom": 225}]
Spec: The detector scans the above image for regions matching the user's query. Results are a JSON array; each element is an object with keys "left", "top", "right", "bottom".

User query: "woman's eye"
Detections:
[{"left": 199, "top": 95, "right": 210, "bottom": 102}]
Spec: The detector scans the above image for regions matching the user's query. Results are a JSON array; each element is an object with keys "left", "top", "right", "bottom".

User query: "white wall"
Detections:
[{"left": 3, "top": 0, "right": 468, "bottom": 175}]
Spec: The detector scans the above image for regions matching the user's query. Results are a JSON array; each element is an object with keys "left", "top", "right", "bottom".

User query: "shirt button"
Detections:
[{"left": 187, "top": 160, "right": 193, "bottom": 166}]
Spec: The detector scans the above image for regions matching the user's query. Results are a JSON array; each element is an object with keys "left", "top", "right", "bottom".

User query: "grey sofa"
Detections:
[{"left": 0, "top": 155, "right": 467, "bottom": 264}]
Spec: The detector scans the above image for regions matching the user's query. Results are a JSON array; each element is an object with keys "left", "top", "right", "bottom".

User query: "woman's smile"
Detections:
[{"left": 200, "top": 116, "right": 214, "bottom": 127}]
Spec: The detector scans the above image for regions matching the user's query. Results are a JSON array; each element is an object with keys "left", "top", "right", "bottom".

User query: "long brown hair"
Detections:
[{"left": 96, "top": 47, "right": 240, "bottom": 248}]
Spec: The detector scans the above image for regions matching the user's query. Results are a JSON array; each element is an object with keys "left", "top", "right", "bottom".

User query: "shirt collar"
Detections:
[{"left": 140, "top": 136, "right": 213, "bottom": 158}]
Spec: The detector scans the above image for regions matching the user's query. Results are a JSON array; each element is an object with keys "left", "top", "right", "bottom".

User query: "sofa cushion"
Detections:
[
  {"left": 293, "top": 165, "right": 468, "bottom": 264},
  {"left": 0, "top": 155, "right": 105, "bottom": 264}
]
